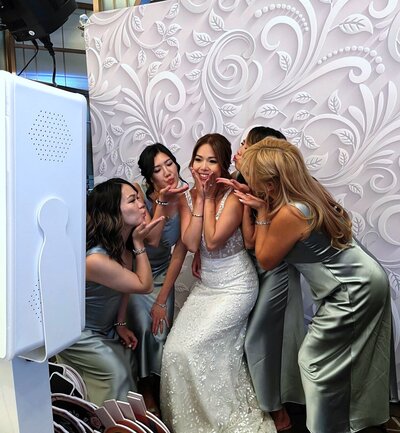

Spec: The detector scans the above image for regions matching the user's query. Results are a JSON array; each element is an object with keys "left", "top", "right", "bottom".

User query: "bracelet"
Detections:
[
  {"left": 154, "top": 301, "right": 167, "bottom": 309},
  {"left": 132, "top": 246, "right": 146, "bottom": 255},
  {"left": 192, "top": 213, "right": 203, "bottom": 218},
  {"left": 114, "top": 321, "right": 127, "bottom": 327},
  {"left": 155, "top": 198, "right": 169, "bottom": 206},
  {"left": 255, "top": 220, "right": 271, "bottom": 225}
]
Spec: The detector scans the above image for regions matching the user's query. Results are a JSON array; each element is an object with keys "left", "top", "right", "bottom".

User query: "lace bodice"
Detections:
[{"left": 184, "top": 189, "right": 244, "bottom": 259}]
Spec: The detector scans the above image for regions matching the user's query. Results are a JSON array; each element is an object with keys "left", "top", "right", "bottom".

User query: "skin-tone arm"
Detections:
[
  {"left": 150, "top": 239, "right": 187, "bottom": 335},
  {"left": 86, "top": 218, "right": 163, "bottom": 294},
  {"left": 216, "top": 178, "right": 254, "bottom": 249},
  {"left": 234, "top": 191, "right": 309, "bottom": 270},
  {"left": 179, "top": 169, "right": 205, "bottom": 253},
  {"left": 115, "top": 294, "right": 138, "bottom": 350},
  {"left": 134, "top": 182, "right": 189, "bottom": 248},
  {"left": 203, "top": 174, "right": 243, "bottom": 251},
  {"left": 242, "top": 204, "right": 256, "bottom": 249},
  {"left": 191, "top": 250, "right": 201, "bottom": 279}
]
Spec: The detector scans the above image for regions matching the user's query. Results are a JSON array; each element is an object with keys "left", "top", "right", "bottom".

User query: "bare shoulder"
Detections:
[
  {"left": 225, "top": 190, "right": 241, "bottom": 207},
  {"left": 86, "top": 251, "right": 111, "bottom": 270},
  {"left": 278, "top": 204, "right": 306, "bottom": 220}
]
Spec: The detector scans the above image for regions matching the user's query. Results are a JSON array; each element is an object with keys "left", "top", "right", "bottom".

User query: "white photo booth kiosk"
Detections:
[{"left": 0, "top": 71, "right": 86, "bottom": 433}]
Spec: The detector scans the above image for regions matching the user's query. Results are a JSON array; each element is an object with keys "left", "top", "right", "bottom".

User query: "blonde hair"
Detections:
[{"left": 240, "top": 138, "right": 352, "bottom": 249}]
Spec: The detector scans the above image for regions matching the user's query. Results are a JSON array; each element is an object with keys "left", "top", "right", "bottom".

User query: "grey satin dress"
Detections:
[
  {"left": 57, "top": 246, "right": 137, "bottom": 406},
  {"left": 127, "top": 195, "right": 180, "bottom": 378},
  {"left": 286, "top": 203, "right": 391, "bottom": 433},
  {"left": 244, "top": 254, "right": 306, "bottom": 412}
]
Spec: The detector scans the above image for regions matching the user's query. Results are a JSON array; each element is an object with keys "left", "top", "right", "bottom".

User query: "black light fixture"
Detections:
[{"left": 0, "top": 0, "right": 77, "bottom": 42}]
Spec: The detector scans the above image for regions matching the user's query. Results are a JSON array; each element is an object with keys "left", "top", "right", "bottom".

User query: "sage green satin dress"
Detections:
[
  {"left": 287, "top": 203, "right": 391, "bottom": 433},
  {"left": 244, "top": 254, "right": 305, "bottom": 411},
  {"left": 127, "top": 195, "right": 180, "bottom": 378},
  {"left": 57, "top": 246, "right": 137, "bottom": 406}
]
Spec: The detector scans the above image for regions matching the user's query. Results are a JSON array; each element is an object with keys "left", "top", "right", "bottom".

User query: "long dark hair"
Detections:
[
  {"left": 246, "top": 126, "right": 286, "bottom": 145},
  {"left": 86, "top": 178, "right": 138, "bottom": 264},
  {"left": 190, "top": 133, "right": 232, "bottom": 179},
  {"left": 138, "top": 143, "right": 185, "bottom": 200}
]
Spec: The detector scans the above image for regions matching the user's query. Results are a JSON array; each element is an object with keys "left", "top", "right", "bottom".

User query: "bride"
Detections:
[{"left": 160, "top": 133, "right": 276, "bottom": 433}]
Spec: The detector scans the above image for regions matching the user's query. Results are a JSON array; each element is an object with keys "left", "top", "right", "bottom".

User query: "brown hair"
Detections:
[
  {"left": 240, "top": 138, "right": 352, "bottom": 249},
  {"left": 86, "top": 178, "right": 139, "bottom": 264},
  {"left": 190, "top": 133, "right": 232, "bottom": 179}
]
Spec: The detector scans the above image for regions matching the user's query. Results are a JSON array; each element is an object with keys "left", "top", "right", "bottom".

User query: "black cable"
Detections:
[
  {"left": 17, "top": 39, "right": 39, "bottom": 76},
  {"left": 39, "top": 35, "right": 57, "bottom": 87}
]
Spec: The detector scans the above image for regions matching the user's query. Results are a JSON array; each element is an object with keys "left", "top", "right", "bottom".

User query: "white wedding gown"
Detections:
[{"left": 160, "top": 190, "right": 276, "bottom": 433}]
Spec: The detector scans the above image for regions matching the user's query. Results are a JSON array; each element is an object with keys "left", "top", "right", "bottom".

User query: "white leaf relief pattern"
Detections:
[
  {"left": 137, "top": 49, "right": 146, "bottom": 68},
  {"left": 186, "top": 51, "right": 205, "bottom": 64},
  {"left": 338, "top": 14, "right": 374, "bottom": 35},
  {"left": 219, "top": 104, "right": 242, "bottom": 118},
  {"left": 328, "top": 90, "right": 341, "bottom": 114},
  {"left": 351, "top": 211, "right": 366, "bottom": 236},
  {"left": 292, "top": 92, "right": 312, "bottom": 104},
  {"left": 224, "top": 122, "right": 243, "bottom": 137},
  {"left": 170, "top": 53, "right": 182, "bottom": 71},
  {"left": 166, "top": 3, "right": 179, "bottom": 20},
  {"left": 294, "top": 110, "right": 311, "bottom": 121},
  {"left": 255, "top": 104, "right": 280, "bottom": 119},
  {"left": 209, "top": 9, "right": 225, "bottom": 32},
  {"left": 349, "top": 183, "right": 363, "bottom": 197},
  {"left": 132, "top": 16, "right": 144, "bottom": 33},
  {"left": 305, "top": 154, "right": 328, "bottom": 171},
  {"left": 277, "top": 51, "right": 292, "bottom": 72},
  {"left": 193, "top": 30, "right": 213, "bottom": 47},
  {"left": 103, "top": 57, "right": 118, "bottom": 68},
  {"left": 86, "top": 1, "right": 400, "bottom": 372},
  {"left": 338, "top": 147, "right": 349, "bottom": 167}
]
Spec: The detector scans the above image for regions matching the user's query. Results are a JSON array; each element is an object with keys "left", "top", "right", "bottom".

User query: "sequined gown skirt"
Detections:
[{"left": 160, "top": 250, "right": 276, "bottom": 433}]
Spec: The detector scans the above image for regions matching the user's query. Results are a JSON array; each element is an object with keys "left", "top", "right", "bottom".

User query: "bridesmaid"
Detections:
[
  {"left": 221, "top": 126, "right": 305, "bottom": 431},
  {"left": 57, "top": 178, "right": 163, "bottom": 406},
  {"left": 237, "top": 138, "right": 391, "bottom": 433},
  {"left": 127, "top": 143, "right": 188, "bottom": 416}
]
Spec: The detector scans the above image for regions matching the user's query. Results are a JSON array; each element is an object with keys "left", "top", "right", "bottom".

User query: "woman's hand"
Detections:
[
  {"left": 234, "top": 190, "right": 270, "bottom": 214},
  {"left": 158, "top": 184, "right": 189, "bottom": 203},
  {"left": 132, "top": 217, "right": 165, "bottom": 244},
  {"left": 190, "top": 168, "right": 205, "bottom": 199},
  {"left": 191, "top": 250, "right": 201, "bottom": 279},
  {"left": 204, "top": 173, "right": 218, "bottom": 199},
  {"left": 116, "top": 326, "right": 138, "bottom": 350},
  {"left": 151, "top": 303, "right": 170, "bottom": 335},
  {"left": 216, "top": 178, "right": 250, "bottom": 194}
]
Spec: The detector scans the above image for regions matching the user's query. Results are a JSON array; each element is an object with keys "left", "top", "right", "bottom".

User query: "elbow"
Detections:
[
  {"left": 244, "top": 239, "right": 255, "bottom": 250},
  {"left": 204, "top": 240, "right": 220, "bottom": 252},
  {"left": 258, "top": 258, "right": 278, "bottom": 271},
  {"left": 137, "top": 284, "right": 153, "bottom": 294},
  {"left": 182, "top": 236, "right": 199, "bottom": 253}
]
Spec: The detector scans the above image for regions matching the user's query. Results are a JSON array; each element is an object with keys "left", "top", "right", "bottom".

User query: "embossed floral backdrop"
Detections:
[{"left": 85, "top": 0, "right": 400, "bottom": 394}]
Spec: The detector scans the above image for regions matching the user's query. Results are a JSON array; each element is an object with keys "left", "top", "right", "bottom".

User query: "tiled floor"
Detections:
[{"left": 286, "top": 403, "right": 399, "bottom": 433}]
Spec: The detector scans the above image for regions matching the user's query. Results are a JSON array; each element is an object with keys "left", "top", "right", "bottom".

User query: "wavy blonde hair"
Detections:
[{"left": 240, "top": 138, "right": 352, "bottom": 249}]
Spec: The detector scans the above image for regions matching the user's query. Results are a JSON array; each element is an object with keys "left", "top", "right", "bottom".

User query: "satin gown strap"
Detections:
[
  {"left": 288, "top": 201, "right": 311, "bottom": 218},
  {"left": 216, "top": 188, "right": 232, "bottom": 220},
  {"left": 86, "top": 246, "right": 107, "bottom": 257}
]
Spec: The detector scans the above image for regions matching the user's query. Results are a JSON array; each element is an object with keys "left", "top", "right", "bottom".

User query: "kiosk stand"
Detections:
[{"left": 0, "top": 71, "right": 87, "bottom": 433}]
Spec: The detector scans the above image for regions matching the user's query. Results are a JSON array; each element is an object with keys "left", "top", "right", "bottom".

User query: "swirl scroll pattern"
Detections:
[{"left": 85, "top": 0, "right": 400, "bottom": 392}]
